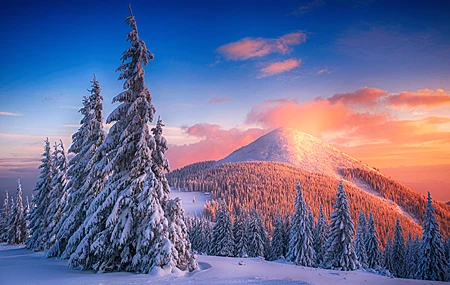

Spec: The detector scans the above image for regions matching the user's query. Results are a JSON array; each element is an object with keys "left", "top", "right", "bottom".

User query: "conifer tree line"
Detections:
[
  {"left": 1, "top": 5, "right": 194, "bottom": 274},
  {"left": 185, "top": 181, "right": 450, "bottom": 281}
]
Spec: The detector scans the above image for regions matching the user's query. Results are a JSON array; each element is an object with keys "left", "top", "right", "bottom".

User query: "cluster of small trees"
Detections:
[
  {"left": 0, "top": 180, "right": 30, "bottom": 245},
  {"left": 1, "top": 5, "right": 193, "bottom": 274},
  {"left": 187, "top": 182, "right": 450, "bottom": 281}
]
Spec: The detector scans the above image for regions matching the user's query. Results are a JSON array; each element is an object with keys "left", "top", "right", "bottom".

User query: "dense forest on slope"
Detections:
[
  {"left": 340, "top": 168, "right": 450, "bottom": 237},
  {"left": 168, "top": 161, "right": 450, "bottom": 245}
]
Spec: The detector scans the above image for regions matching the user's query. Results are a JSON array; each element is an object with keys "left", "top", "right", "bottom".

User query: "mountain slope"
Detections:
[
  {"left": 218, "top": 127, "right": 377, "bottom": 178},
  {"left": 168, "top": 128, "right": 450, "bottom": 242}
]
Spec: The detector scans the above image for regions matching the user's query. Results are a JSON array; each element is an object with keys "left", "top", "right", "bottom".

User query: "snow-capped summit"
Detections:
[{"left": 218, "top": 127, "right": 374, "bottom": 178}]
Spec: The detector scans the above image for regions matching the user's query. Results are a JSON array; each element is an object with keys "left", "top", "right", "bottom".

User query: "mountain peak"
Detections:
[{"left": 218, "top": 127, "right": 374, "bottom": 178}]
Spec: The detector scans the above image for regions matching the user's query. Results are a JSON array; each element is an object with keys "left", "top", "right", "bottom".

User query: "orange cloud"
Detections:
[
  {"left": 167, "top": 124, "right": 265, "bottom": 169},
  {"left": 246, "top": 98, "right": 388, "bottom": 137},
  {"left": 259, "top": 59, "right": 301, "bottom": 77},
  {"left": 217, "top": 32, "right": 306, "bottom": 60},
  {"left": 326, "top": 87, "right": 388, "bottom": 106},
  {"left": 386, "top": 88, "right": 450, "bottom": 109}
]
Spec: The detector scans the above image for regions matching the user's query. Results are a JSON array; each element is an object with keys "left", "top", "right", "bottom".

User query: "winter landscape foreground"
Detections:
[{"left": 0, "top": 244, "right": 445, "bottom": 285}]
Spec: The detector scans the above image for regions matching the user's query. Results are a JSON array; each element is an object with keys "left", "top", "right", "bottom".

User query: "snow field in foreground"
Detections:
[{"left": 1, "top": 244, "right": 447, "bottom": 285}]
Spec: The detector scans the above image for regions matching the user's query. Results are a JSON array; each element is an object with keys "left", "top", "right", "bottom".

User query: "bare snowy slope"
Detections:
[{"left": 218, "top": 127, "right": 376, "bottom": 178}]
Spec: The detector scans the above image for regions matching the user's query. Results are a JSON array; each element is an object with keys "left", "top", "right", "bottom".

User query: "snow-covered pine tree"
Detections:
[
  {"left": 210, "top": 201, "right": 234, "bottom": 257},
  {"left": 383, "top": 237, "right": 394, "bottom": 273},
  {"left": 7, "top": 196, "right": 15, "bottom": 243},
  {"left": 26, "top": 138, "right": 53, "bottom": 251},
  {"left": 314, "top": 204, "right": 329, "bottom": 267},
  {"left": 0, "top": 190, "right": 10, "bottom": 242},
  {"left": 416, "top": 192, "right": 450, "bottom": 281},
  {"left": 391, "top": 218, "right": 406, "bottom": 278},
  {"left": 48, "top": 74, "right": 105, "bottom": 259},
  {"left": 165, "top": 197, "right": 192, "bottom": 270},
  {"left": 201, "top": 217, "right": 212, "bottom": 254},
  {"left": 270, "top": 213, "right": 286, "bottom": 260},
  {"left": 70, "top": 5, "right": 189, "bottom": 273},
  {"left": 323, "top": 181, "right": 359, "bottom": 271},
  {"left": 233, "top": 207, "right": 248, "bottom": 257},
  {"left": 7, "top": 179, "right": 27, "bottom": 244},
  {"left": 365, "top": 212, "right": 380, "bottom": 269},
  {"left": 43, "top": 140, "right": 68, "bottom": 252},
  {"left": 355, "top": 210, "right": 368, "bottom": 268},
  {"left": 286, "top": 182, "right": 315, "bottom": 267},
  {"left": 247, "top": 207, "right": 267, "bottom": 258},
  {"left": 404, "top": 232, "right": 418, "bottom": 279}
]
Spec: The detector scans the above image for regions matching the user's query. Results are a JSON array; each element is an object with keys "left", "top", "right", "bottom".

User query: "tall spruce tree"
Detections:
[
  {"left": 0, "top": 190, "right": 10, "bottom": 242},
  {"left": 323, "top": 181, "right": 359, "bottom": 271},
  {"left": 416, "top": 192, "right": 449, "bottom": 281},
  {"left": 48, "top": 75, "right": 105, "bottom": 258},
  {"left": 70, "top": 5, "right": 189, "bottom": 273},
  {"left": 355, "top": 210, "right": 368, "bottom": 268},
  {"left": 43, "top": 140, "right": 68, "bottom": 252},
  {"left": 247, "top": 207, "right": 267, "bottom": 258},
  {"left": 233, "top": 207, "right": 248, "bottom": 257},
  {"left": 270, "top": 213, "right": 286, "bottom": 260},
  {"left": 210, "top": 201, "right": 234, "bottom": 257},
  {"left": 384, "top": 237, "right": 394, "bottom": 273},
  {"left": 26, "top": 138, "right": 53, "bottom": 251},
  {"left": 7, "top": 180, "right": 27, "bottom": 244},
  {"left": 392, "top": 218, "right": 406, "bottom": 278},
  {"left": 405, "top": 233, "right": 419, "bottom": 279},
  {"left": 314, "top": 204, "right": 329, "bottom": 267},
  {"left": 365, "top": 212, "right": 380, "bottom": 269},
  {"left": 286, "top": 183, "right": 315, "bottom": 267}
]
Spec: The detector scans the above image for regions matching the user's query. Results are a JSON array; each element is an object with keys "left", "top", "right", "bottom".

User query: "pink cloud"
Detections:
[
  {"left": 217, "top": 32, "right": 306, "bottom": 61},
  {"left": 209, "top": 97, "right": 232, "bottom": 104},
  {"left": 326, "top": 87, "right": 388, "bottom": 106},
  {"left": 386, "top": 88, "right": 450, "bottom": 109},
  {"left": 259, "top": 59, "right": 301, "bottom": 78}
]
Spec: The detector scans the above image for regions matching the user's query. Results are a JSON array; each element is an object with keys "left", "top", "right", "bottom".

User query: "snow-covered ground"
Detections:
[
  {"left": 169, "top": 188, "right": 209, "bottom": 216},
  {"left": 0, "top": 244, "right": 446, "bottom": 285}
]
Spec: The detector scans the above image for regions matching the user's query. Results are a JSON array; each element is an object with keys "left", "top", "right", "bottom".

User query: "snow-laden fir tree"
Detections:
[
  {"left": 323, "top": 181, "right": 359, "bottom": 271},
  {"left": 210, "top": 201, "right": 234, "bottom": 257},
  {"left": 26, "top": 138, "right": 53, "bottom": 251},
  {"left": 383, "top": 237, "right": 394, "bottom": 273},
  {"left": 0, "top": 190, "right": 10, "bottom": 242},
  {"left": 233, "top": 206, "right": 248, "bottom": 257},
  {"left": 365, "top": 212, "right": 380, "bottom": 269},
  {"left": 416, "top": 192, "right": 450, "bottom": 281},
  {"left": 286, "top": 183, "right": 315, "bottom": 267},
  {"left": 355, "top": 210, "right": 368, "bottom": 268},
  {"left": 314, "top": 204, "right": 329, "bottom": 267},
  {"left": 70, "top": 5, "right": 190, "bottom": 273},
  {"left": 404, "top": 232, "right": 419, "bottom": 279},
  {"left": 43, "top": 140, "right": 68, "bottom": 252},
  {"left": 247, "top": 207, "right": 267, "bottom": 258},
  {"left": 270, "top": 213, "right": 286, "bottom": 260},
  {"left": 391, "top": 218, "right": 406, "bottom": 278},
  {"left": 165, "top": 197, "right": 192, "bottom": 270},
  {"left": 7, "top": 196, "right": 15, "bottom": 243},
  {"left": 7, "top": 179, "right": 27, "bottom": 244},
  {"left": 48, "top": 75, "right": 105, "bottom": 259}
]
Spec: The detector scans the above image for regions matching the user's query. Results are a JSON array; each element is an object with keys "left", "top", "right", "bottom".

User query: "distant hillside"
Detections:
[
  {"left": 168, "top": 128, "right": 450, "bottom": 244},
  {"left": 168, "top": 161, "right": 450, "bottom": 244}
]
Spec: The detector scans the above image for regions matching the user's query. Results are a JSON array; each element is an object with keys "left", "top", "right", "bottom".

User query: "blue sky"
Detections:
[{"left": 1, "top": 0, "right": 450, "bottom": 201}]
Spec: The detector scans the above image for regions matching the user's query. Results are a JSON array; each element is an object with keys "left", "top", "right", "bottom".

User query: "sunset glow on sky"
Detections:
[{"left": 1, "top": 0, "right": 449, "bottom": 201}]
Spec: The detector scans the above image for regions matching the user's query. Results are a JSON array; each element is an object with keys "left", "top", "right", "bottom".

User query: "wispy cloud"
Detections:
[
  {"left": 0, "top": 111, "right": 21, "bottom": 116},
  {"left": 292, "top": 0, "right": 325, "bottom": 15},
  {"left": 259, "top": 59, "right": 301, "bottom": 78},
  {"left": 209, "top": 97, "right": 232, "bottom": 104},
  {"left": 217, "top": 32, "right": 306, "bottom": 61},
  {"left": 386, "top": 89, "right": 450, "bottom": 109}
]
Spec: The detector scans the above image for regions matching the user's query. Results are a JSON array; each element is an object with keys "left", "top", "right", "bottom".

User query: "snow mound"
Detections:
[{"left": 218, "top": 128, "right": 375, "bottom": 178}]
